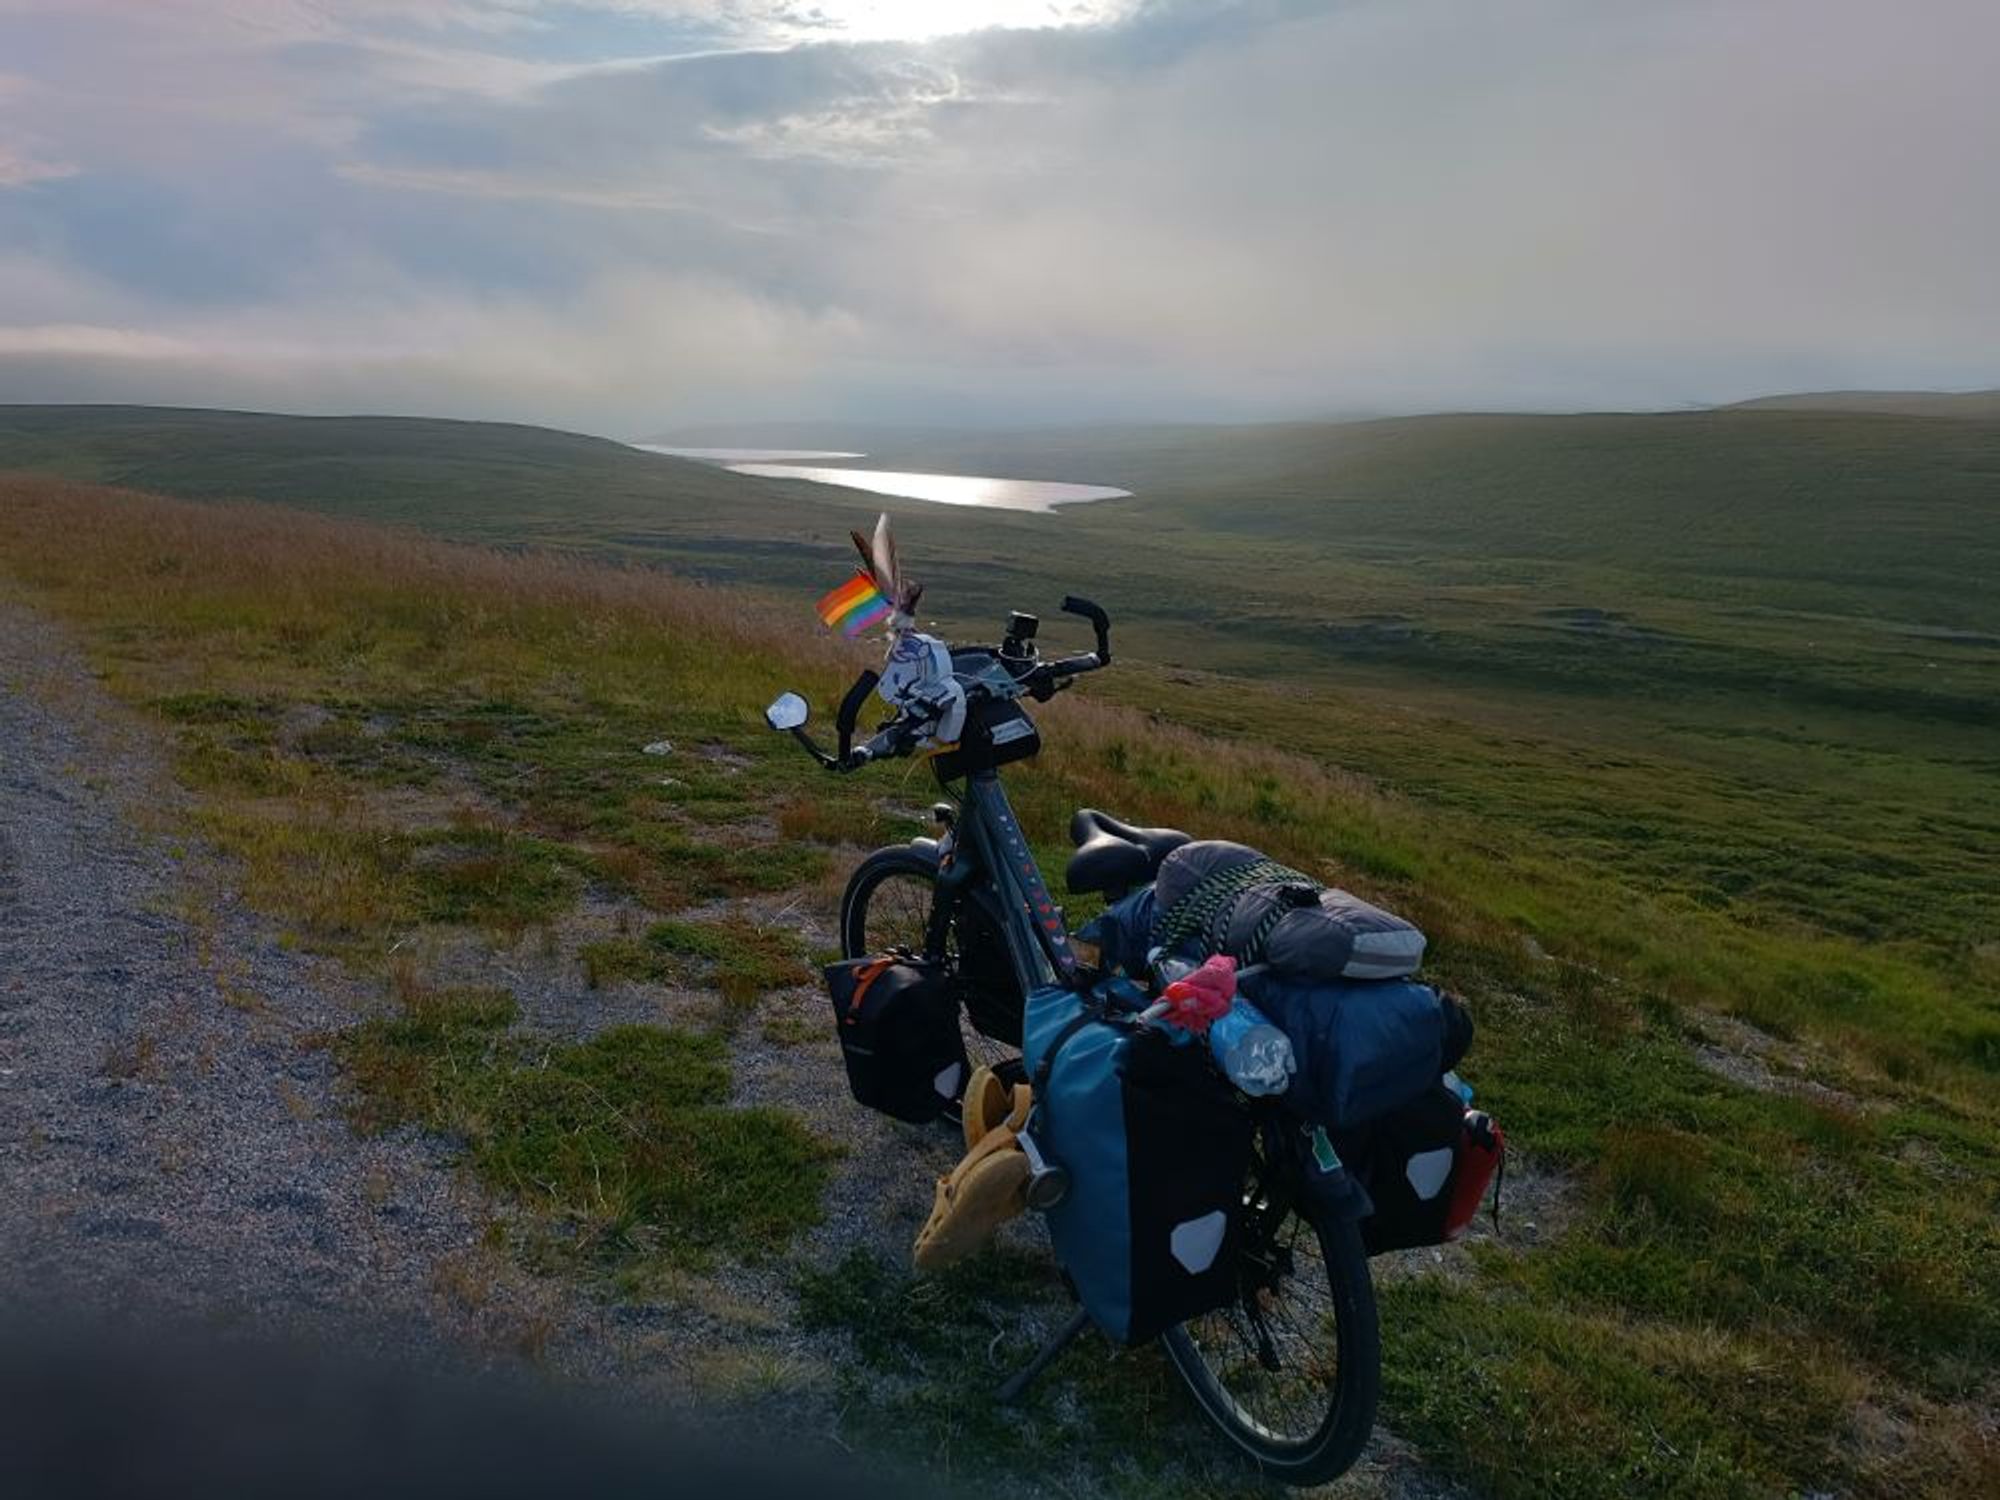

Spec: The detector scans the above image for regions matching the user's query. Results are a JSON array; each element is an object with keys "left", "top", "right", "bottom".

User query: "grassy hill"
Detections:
[
  {"left": 2, "top": 407, "right": 1997, "bottom": 1493},
  {"left": 0, "top": 471, "right": 1994, "bottom": 1498},
  {"left": 0, "top": 404, "right": 786, "bottom": 538},
  {"left": 1726, "top": 389, "right": 2000, "bottom": 419},
  {"left": 3, "top": 403, "right": 1994, "bottom": 982}
]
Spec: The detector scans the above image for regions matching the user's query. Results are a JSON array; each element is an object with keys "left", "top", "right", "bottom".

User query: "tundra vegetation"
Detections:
[{"left": 0, "top": 399, "right": 1994, "bottom": 1498}]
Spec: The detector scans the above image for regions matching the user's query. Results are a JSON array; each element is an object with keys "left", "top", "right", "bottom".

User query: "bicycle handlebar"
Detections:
[
  {"left": 1061, "top": 595, "right": 1111, "bottom": 664},
  {"left": 834, "top": 667, "right": 881, "bottom": 763},
  {"left": 798, "top": 597, "right": 1113, "bottom": 773}
]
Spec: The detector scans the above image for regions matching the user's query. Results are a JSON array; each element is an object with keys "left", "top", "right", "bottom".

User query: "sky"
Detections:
[{"left": 0, "top": 0, "right": 1995, "bottom": 436}]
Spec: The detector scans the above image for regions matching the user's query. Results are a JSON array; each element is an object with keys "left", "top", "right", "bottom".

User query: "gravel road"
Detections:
[
  {"left": 0, "top": 596, "right": 951, "bottom": 1408},
  {"left": 0, "top": 601, "right": 584, "bottom": 1360}
]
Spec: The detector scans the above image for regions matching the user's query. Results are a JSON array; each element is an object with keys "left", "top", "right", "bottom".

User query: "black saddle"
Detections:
[{"left": 1064, "top": 807, "right": 1192, "bottom": 898}]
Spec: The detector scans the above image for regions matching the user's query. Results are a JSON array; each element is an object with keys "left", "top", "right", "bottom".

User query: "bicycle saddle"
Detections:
[{"left": 1064, "top": 808, "right": 1192, "bottom": 897}]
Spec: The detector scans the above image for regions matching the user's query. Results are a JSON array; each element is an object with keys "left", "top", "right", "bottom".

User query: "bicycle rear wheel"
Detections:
[
  {"left": 1162, "top": 1132, "right": 1380, "bottom": 1487},
  {"left": 839, "top": 847, "right": 1022, "bottom": 1075}
]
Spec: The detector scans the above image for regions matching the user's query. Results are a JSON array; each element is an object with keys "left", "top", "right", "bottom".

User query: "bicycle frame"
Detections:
[{"left": 928, "top": 769, "right": 1082, "bottom": 1000}]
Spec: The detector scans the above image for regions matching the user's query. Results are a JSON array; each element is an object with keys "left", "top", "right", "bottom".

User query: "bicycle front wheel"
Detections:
[
  {"left": 839, "top": 847, "right": 1022, "bottom": 1071},
  {"left": 1162, "top": 1152, "right": 1380, "bottom": 1487}
]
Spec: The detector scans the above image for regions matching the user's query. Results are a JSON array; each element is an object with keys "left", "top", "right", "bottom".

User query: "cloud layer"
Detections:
[{"left": 1, "top": 0, "right": 1996, "bottom": 433}]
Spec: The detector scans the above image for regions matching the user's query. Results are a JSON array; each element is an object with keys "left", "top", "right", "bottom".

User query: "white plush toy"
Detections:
[{"left": 848, "top": 514, "right": 967, "bottom": 745}]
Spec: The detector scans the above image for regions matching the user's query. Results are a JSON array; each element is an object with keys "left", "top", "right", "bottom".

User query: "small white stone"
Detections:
[{"left": 642, "top": 739, "right": 674, "bottom": 756}]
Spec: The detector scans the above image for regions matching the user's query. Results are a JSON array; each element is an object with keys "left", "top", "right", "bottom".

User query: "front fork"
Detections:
[{"left": 926, "top": 817, "right": 975, "bottom": 962}]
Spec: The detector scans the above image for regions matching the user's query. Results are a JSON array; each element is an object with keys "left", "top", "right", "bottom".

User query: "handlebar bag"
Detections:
[
  {"left": 824, "top": 954, "right": 966, "bottom": 1124},
  {"left": 928, "top": 695, "right": 1041, "bottom": 780},
  {"left": 1024, "top": 986, "right": 1253, "bottom": 1346},
  {"left": 1334, "top": 1080, "right": 1505, "bottom": 1254}
]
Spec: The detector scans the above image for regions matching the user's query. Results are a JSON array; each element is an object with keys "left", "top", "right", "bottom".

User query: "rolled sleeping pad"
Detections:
[{"left": 1153, "top": 840, "right": 1428, "bottom": 980}]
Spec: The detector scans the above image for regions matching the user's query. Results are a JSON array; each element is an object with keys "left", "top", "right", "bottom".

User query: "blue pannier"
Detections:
[{"left": 1023, "top": 985, "right": 1251, "bottom": 1346}]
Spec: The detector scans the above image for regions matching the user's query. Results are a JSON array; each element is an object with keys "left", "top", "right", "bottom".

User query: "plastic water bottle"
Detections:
[
  {"left": 1444, "top": 1070, "right": 1474, "bottom": 1105},
  {"left": 1208, "top": 998, "right": 1295, "bottom": 1096}
]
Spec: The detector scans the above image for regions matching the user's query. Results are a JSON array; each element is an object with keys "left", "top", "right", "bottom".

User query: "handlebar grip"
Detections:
[
  {"left": 1061, "top": 595, "right": 1111, "bottom": 664},
  {"left": 835, "top": 668, "right": 880, "bottom": 760}
]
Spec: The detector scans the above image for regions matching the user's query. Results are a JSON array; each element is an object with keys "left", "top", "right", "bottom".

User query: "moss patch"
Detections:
[
  {"left": 580, "top": 914, "right": 815, "bottom": 1008},
  {"left": 337, "top": 983, "right": 831, "bottom": 1270}
]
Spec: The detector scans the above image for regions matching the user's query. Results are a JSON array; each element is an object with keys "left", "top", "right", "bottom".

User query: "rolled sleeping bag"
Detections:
[
  {"left": 1075, "top": 885, "right": 1158, "bottom": 978},
  {"left": 1237, "top": 971, "right": 1472, "bottom": 1131}
]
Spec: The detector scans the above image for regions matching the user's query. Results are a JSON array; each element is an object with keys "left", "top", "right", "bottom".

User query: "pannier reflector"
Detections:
[
  {"left": 1170, "top": 1211, "right": 1228, "bottom": 1274},
  {"left": 1405, "top": 1147, "right": 1454, "bottom": 1201}
]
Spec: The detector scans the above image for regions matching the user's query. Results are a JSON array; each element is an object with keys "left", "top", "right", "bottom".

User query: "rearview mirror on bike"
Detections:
[{"left": 765, "top": 692, "right": 810, "bottom": 731}]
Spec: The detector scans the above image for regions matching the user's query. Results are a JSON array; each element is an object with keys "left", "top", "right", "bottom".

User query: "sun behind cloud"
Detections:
[{"left": 790, "top": 1, "right": 1137, "bottom": 43}]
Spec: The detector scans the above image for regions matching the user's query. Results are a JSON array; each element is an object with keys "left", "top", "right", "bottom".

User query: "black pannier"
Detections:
[
  {"left": 824, "top": 954, "right": 967, "bottom": 1123},
  {"left": 1336, "top": 1081, "right": 1504, "bottom": 1255}
]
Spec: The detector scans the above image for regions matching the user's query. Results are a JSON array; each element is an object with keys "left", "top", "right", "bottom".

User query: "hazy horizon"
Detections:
[
  {"left": 2, "top": 1, "right": 1997, "bottom": 432},
  {"left": 9, "top": 384, "right": 2000, "bottom": 451}
]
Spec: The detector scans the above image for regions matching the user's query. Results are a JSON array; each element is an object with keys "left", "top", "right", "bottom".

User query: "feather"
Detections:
[
  {"left": 870, "top": 514, "right": 902, "bottom": 608},
  {"left": 849, "top": 528, "right": 879, "bottom": 586}
]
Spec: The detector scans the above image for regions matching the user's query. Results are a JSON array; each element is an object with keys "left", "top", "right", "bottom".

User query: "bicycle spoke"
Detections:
[
  {"left": 863, "top": 873, "right": 934, "bottom": 954},
  {"left": 1171, "top": 1136, "right": 1355, "bottom": 1453}
]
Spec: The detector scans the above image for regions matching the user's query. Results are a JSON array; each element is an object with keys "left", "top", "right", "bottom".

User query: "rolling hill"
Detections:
[
  {"left": 4, "top": 396, "right": 1994, "bottom": 1029},
  {"left": 1725, "top": 388, "right": 2000, "bottom": 418}
]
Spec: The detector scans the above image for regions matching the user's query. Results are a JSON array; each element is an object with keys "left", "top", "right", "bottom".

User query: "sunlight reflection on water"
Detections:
[
  {"left": 723, "top": 463, "right": 1131, "bottom": 513},
  {"left": 633, "top": 445, "right": 865, "bottom": 462}
]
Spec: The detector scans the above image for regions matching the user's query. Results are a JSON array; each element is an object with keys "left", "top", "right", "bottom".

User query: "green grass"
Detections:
[
  {"left": 3, "top": 425, "right": 1997, "bottom": 1498},
  {"left": 6, "top": 403, "right": 1992, "bottom": 1002},
  {"left": 580, "top": 915, "right": 816, "bottom": 1007},
  {"left": 337, "top": 979, "right": 831, "bottom": 1271},
  {"left": 1379, "top": 1281, "right": 1857, "bottom": 1500},
  {"left": 795, "top": 1246, "right": 1281, "bottom": 1498}
]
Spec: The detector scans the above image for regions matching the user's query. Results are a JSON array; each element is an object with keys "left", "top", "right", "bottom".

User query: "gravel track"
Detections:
[{"left": 0, "top": 602, "right": 589, "bottom": 1363}]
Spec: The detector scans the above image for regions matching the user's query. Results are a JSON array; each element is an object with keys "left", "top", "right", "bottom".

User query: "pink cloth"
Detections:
[{"left": 1159, "top": 954, "right": 1237, "bottom": 1034}]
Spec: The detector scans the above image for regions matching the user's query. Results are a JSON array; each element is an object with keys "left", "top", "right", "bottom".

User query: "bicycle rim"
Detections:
[
  {"left": 847, "top": 864, "right": 935, "bottom": 955},
  {"left": 1163, "top": 1165, "right": 1378, "bottom": 1483}
]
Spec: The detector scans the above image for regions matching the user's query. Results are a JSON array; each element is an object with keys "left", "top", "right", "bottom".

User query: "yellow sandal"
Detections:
[{"left": 914, "top": 1069, "right": 1035, "bottom": 1270}]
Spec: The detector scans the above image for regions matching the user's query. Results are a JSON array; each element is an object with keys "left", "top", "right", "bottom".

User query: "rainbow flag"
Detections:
[{"left": 817, "top": 572, "right": 894, "bottom": 637}]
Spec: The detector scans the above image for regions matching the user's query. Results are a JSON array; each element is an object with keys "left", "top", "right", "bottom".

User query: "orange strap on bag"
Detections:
[{"left": 842, "top": 957, "right": 895, "bottom": 1024}]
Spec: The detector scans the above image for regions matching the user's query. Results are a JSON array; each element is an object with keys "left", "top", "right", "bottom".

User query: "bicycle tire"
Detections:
[{"left": 1162, "top": 1159, "right": 1380, "bottom": 1486}]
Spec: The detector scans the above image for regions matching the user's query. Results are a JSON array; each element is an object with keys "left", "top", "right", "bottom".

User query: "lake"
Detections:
[
  {"left": 632, "top": 445, "right": 865, "bottom": 462},
  {"left": 725, "top": 463, "right": 1130, "bottom": 513},
  {"left": 633, "top": 444, "right": 1130, "bottom": 512}
]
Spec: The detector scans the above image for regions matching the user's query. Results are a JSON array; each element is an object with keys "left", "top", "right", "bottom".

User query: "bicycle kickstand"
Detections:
[{"left": 996, "top": 1306, "right": 1093, "bottom": 1405}]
